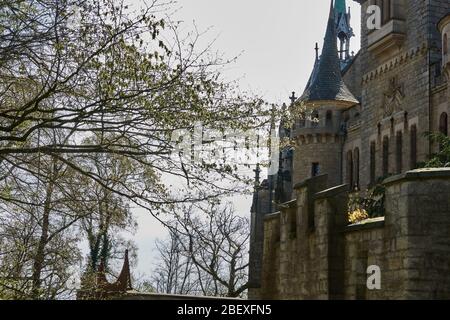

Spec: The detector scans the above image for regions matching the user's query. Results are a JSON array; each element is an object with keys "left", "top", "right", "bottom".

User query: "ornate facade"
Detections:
[{"left": 249, "top": 0, "right": 450, "bottom": 300}]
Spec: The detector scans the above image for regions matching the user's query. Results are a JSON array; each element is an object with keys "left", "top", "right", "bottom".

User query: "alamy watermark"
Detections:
[
  {"left": 367, "top": 5, "right": 382, "bottom": 31},
  {"left": 367, "top": 265, "right": 382, "bottom": 290},
  {"left": 170, "top": 122, "right": 280, "bottom": 175}
]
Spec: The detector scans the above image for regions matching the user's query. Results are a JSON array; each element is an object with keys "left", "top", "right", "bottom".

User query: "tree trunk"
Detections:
[{"left": 31, "top": 161, "right": 56, "bottom": 298}]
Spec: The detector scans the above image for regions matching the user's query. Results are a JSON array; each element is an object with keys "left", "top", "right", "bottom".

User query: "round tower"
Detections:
[{"left": 292, "top": 0, "right": 359, "bottom": 188}]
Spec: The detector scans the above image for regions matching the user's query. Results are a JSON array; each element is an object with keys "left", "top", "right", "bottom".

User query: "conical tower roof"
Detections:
[{"left": 300, "top": 0, "right": 358, "bottom": 108}]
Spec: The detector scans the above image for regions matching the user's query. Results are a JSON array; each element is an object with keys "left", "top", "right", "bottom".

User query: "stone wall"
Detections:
[
  {"left": 254, "top": 169, "right": 450, "bottom": 300},
  {"left": 292, "top": 136, "right": 343, "bottom": 188},
  {"left": 347, "top": 0, "right": 450, "bottom": 190}
]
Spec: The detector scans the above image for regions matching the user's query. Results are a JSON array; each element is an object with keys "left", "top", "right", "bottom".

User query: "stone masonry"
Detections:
[
  {"left": 249, "top": 0, "right": 450, "bottom": 300},
  {"left": 256, "top": 169, "right": 450, "bottom": 300}
]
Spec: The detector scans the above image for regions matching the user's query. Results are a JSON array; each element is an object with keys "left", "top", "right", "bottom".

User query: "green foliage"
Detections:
[
  {"left": 348, "top": 179, "right": 386, "bottom": 223},
  {"left": 422, "top": 132, "right": 450, "bottom": 168}
]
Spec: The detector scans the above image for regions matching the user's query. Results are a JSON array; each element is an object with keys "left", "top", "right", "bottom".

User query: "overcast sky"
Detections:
[{"left": 130, "top": 0, "right": 362, "bottom": 278}]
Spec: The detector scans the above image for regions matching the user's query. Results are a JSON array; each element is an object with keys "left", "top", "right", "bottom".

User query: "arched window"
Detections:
[
  {"left": 410, "top": 125, "right": 417, "bottom": 169},
  {"left": 440, "top": 112, "right": 448, "bottom": 136},
  {"left": 311, "top": 162, "right": 320, "bottom": 178},
  {"left": 347, "top": 151, "right": 353, "bottom": 188},
  {"left": 311, "top": 111, "right": 319, "bottom": 128},
  {"left": 354, "top": 148, "right": 360, "bottom": 190},
  {"left": 396, "top": 131, "right": 403, "bottom": 174},
  {"left": 370, "top": 142, "right": 376, "bottom": 185},
  {"left": 382, "top": 136, "right": 390, "bottom": 177},
  {"left": 298, "top": 112, "right": 306, "bottom": 128},
  {"left": 326, "top": 110, "right": 333, "bottom": 127},
  {"left": 444, "top": 34, "right": 448, "bottom": 55}
]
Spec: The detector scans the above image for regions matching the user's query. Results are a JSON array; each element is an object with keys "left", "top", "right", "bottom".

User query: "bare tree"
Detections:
[
  {"left": 0, "top": 0, "right": 270, "bottom": 299},
  {"left": 0, "top": 151, "right": 84, "bottom": 299},
  {"left": 152, "top": 203, "right": 249, "bottom": 298},
  {"left": 151, "top": 229, "right": 200, "bottom": 295}
]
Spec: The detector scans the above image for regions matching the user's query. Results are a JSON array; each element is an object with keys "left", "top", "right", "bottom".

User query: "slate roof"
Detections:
[{"left": 299, "top": 1, "right": 359, "bottom": 107}]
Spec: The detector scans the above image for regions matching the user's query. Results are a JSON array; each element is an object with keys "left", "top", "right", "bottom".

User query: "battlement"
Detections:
[{"left": 249, "top": 168, "right": 450, "bottom": 300}]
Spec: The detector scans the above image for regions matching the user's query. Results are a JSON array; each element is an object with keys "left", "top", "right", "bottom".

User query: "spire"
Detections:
[
  {"left": 299, "top": 0, "right": 358, "bottom": 107},
  {"left": 335, "top": 0, "right": 346, "bottom": 15},
  {"left": 116, "top": 249, "right": 132, "bottom": 291}
]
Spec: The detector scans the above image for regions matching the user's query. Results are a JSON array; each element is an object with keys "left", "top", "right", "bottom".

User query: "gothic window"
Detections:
[
  {"left": 311, "top": 111, "right": 319, "bottom": 128},
  {"left": 290, "top": 209, "right": 297, "bottom": 239},
  {"left": 370, "top": 142, "right": 376, "bottom": 185},
  {"left": 311, "top": 163, "right": 320, "bottom": 177},
  {"left": 396, "top": 131, "right": 403, "bottom": 174},
  {"left": 410, "top": 125, "right": 418, "bottom": 169},
  {"left": 440, "top": 112, "right": 448, "bottom": 136},
  {"left": 347, "top": 151, "right": 353, "bottom": 188},
  {"left": 444, "top": 34, "right": 448, "bottom": 55},
  {"left": 382, "top": 136, "right": 389, "bottom": 177},
  {"left": 326, "top": 110, "right": 333, "bottom": 127},
  {"left": 298, "top": 112, "right": 306, "bottom": 128},
  {"left": 354, "top": 148, "right": 360, "bottom": 190}
]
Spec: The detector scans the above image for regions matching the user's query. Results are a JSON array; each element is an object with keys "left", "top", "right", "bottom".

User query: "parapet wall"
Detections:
[{"left": 254, "top": 168, "right": 450, "bottom": 300}]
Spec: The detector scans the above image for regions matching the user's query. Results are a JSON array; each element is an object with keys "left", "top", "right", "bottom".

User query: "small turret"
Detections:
[
  {"left": 335, "top": 0, "right": 354, "bottom": 67},
  {"left": 300, "top": 0, "right": 358, "bottom": 108}
]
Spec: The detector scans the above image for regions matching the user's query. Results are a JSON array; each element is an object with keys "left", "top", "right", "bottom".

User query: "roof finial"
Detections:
[
  {"left": 289, "top": 91, "right": 297, "bottom": 105},
  {"left": 315, "top": 43, "right": 319, "bottom": 61}
]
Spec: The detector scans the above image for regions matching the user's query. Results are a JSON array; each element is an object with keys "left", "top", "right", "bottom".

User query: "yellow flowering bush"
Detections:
[{"left": 348, "top": 208, "right": 369, "bottom": 224}]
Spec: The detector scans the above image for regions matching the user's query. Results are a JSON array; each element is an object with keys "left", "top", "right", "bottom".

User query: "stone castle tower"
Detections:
[{"left": 249, "top": 0, "right": 450, "bottom": 299}]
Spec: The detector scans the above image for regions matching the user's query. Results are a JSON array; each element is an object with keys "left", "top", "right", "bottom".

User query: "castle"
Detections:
[{"left": 249, "top": 0, "right": 450, "bottom": 300}]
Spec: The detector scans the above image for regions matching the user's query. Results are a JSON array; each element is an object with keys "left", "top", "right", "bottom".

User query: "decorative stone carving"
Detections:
[{"left": 382, "top": 76, "right": 404, "bottom": 118}]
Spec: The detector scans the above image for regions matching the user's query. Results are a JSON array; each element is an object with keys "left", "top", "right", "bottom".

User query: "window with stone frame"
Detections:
[
  {"left": 311, "top": 111, "right": 319, "bottom": 128},
  {"left": 444, "top": 33, "right": 448, "bottom": 55},
  {"left": 410, "top": 125, "right": 418, "bottom": 169},
  {"left": 289, "top": 208, "right": 297, "bottom": 239},
  {"left": 396, "top": 131, "right": 403, "bottom": 174},
  {"left": 354, "top": 148, "right": 360, "bottom": 190},
  {"left": 326, "top": 110, "right": 333, "bottom": 127},
  {"left": 440, "top": 112, "right": 448, "bottom": 152},
  {"left": 440, "top": 112, "right": 448, "bottom": 136},
  {"left": 382, "top": 136, "right": 390, "bottom": 177},
  {"left": 347, "top": 151, "right": 353, "bottom": 188},
  {"left": 370, "top": 142, "right": 376, "bottom": 185},
  {"left": 311, "top": 162, "right": 320, "bottom": 177}
]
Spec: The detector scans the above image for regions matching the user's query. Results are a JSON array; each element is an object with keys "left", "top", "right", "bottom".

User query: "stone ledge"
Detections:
[
  {"left": 264, "top": 212, "right": 281, "bottom": 221},
  {"left": 279, "top": 199, "right": 297, "bottom": 209},
  {"left": 121, "top": 291, "right": 242, "bottom": 300},
  {"left": 293, "top": 174, "right": 328, "bottom": 190},
  {"left": 383, "top": 168, "right": 450, "bottom": 186},
  {"left": 343, "top": 217, "right": 385, "bottom": 233},
  {"left": 362, "top": 43, "right": 427, "bottom": 84},
  {"left": 314, "top": 184, "right": 349, "bottom": 200}
]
